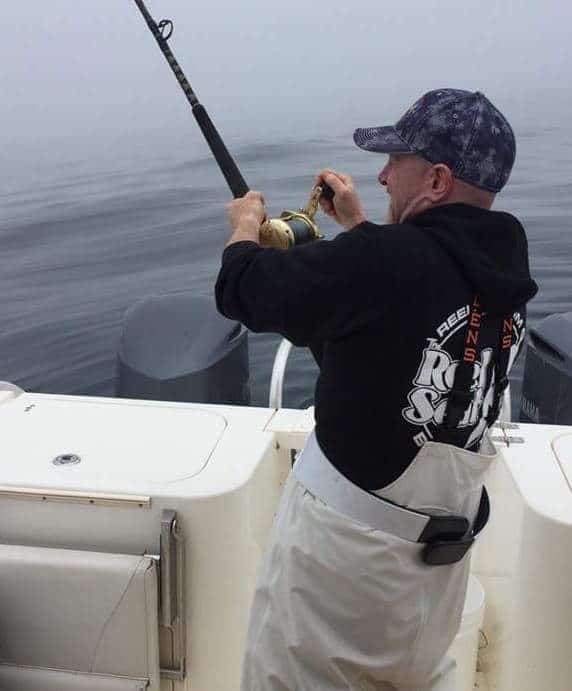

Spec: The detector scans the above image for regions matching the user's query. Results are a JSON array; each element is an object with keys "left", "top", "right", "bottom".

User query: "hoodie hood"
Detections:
[{"left": 410, "top": 203, "right": 538, "bottom": 315}]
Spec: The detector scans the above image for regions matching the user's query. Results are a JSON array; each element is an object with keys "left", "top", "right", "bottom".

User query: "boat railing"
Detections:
[{"left": 269, "top": 339, "right": 293, "bottom": 408}]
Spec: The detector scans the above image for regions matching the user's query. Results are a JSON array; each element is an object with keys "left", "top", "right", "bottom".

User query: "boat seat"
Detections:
[
  {"left": 0, "top": 665, "right": 149, "bottom": 690},
  {"left": 0, "top": 544, "right": 160, "bottom": 690}
]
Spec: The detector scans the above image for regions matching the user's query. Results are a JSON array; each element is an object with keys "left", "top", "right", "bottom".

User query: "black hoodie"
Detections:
[{"left": 215, "top": 203, "right": 538, "bottom": 489}]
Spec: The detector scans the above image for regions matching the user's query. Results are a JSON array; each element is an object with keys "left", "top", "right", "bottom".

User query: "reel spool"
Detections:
[{"left": 259, "top": 183, "right": 334, "bottom": 249}]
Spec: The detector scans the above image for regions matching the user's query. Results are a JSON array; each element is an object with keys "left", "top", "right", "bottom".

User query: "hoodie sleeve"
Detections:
[{"left": 214, "top": 227, "right": 381, "bottom": 346}]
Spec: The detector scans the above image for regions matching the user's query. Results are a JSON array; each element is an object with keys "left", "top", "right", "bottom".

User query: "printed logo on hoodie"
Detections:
[{"left": 402, "top": 305, "right": 525, "bottom": 449}]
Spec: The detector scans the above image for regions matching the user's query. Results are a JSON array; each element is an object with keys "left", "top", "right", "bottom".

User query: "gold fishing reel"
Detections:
[{"left": 259, "top": 184, "right": 331, "bottom": 249}]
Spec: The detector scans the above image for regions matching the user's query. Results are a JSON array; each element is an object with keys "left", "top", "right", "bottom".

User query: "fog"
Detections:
[{"left": 2, "top": 0, "right": 571, "bottom": 169}]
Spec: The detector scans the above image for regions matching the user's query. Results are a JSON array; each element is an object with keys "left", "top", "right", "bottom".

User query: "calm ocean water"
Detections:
[{"left": 1, "top": 127, "right": 571, "bottom": 416}]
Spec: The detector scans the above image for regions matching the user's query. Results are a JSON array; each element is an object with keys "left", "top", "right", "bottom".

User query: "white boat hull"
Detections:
[{"left": 0, "top": 390, "right": 570, "bottom": 689}]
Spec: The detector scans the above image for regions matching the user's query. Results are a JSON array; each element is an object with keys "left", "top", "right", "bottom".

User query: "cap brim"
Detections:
[{"left": 353, "top": 126, "right": 415, "bottom": 154}]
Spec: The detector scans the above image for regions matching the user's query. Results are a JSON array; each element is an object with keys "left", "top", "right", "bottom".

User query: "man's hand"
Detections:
[
  {"left": 314, "top": 170, "right": 367, "bottom": 230},
  {"left": 226, "top": 191, "right": 266, "bottom": 247}
]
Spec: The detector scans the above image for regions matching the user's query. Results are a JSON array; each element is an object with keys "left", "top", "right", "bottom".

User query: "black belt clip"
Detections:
[
  {"left": 419, "top": 515, "right": 472, "bottom": 566},
  {"left": 418, "top": 488, "right": 490, "bottom": 567},
  {"left": 422, "top": 532, "right": 475, "bottom": 566}
]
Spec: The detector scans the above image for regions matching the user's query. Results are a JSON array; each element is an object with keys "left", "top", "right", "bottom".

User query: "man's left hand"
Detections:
[{"left": 226, "top": 191, "right": 266, "bottom": 247}]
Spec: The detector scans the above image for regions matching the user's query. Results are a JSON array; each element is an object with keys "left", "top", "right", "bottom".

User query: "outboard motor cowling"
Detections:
[
  {"left": 116, "top": 293, "right": 250, "bottom": 405},
  {"left": 520, "top": 312, "right": 572, "bottom": 424}
]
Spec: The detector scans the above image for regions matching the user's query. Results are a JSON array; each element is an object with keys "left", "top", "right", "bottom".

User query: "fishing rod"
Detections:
[{"left": 131, "top": 0, "right": 332, "bottom": 248}]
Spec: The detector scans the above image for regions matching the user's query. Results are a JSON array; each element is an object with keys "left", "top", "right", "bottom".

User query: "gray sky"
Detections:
[{"left": 2, "top": 0, "right": 571, "bottom": 160}]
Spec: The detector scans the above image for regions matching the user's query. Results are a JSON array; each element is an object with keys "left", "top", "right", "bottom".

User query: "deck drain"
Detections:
[{"left": 53, "top": 453, "right": 81, "bottom": 466}]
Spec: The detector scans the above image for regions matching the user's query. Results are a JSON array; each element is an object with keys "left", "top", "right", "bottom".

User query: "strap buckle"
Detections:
[
  {"left": 486, "top": 375, "right": 510, "bottom": 425},
  {"left": 496, "top": 375, "right": 509, "bottom": 393},
  {"left": 443, "top": 388, "right": 474, "bottom": 429}
]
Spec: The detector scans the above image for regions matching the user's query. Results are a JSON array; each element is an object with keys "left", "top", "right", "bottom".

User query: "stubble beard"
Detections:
[
  {"left": 384, "top": 197, "right": 400, "bottom": 224},
  {"left": 385, "top": 193, "right": 428, "bottom": 224}
]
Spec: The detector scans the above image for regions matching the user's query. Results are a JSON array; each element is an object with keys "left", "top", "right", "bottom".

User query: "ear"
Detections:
[{"left": 426, "top": 163, "right": 454, "bottom": 202}]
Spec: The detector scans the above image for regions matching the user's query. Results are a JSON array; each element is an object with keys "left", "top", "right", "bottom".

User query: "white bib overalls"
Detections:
[{"left": 241, "top": 431, "right": 498, "bottom": 691}]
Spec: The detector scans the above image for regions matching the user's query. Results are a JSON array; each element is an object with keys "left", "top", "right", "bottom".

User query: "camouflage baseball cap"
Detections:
[{"left": 353, "top": 89, "right": 516, "bottom": 193}]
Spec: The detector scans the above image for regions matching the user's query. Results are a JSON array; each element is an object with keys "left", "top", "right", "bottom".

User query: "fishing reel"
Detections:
[{"left": 259, "top": 184, "right": 334, "bottom": 249}]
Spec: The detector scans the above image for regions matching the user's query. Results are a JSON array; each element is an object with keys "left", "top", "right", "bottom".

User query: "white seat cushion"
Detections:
[
  {"left": 0, "top": 665, "right": 149, "bottom": 690},
  {"left": 0, "top": 544, "right": 159, "bottom": 689}
]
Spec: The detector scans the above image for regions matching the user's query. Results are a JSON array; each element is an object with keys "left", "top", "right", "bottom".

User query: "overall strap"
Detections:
[
  {"left": 485, "top": 314, "right": 514, "bottom": 425},
  {"left": 437, "top": 298, "right": 513, "bottom": 445},
  {"left": 441, "top": 296, "right": 484, "bottom": 437}
]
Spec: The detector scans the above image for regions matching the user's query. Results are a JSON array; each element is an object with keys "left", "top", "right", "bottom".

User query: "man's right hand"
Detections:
[{"left": 314, "top": 169, "right": 367, "bottom": 230}]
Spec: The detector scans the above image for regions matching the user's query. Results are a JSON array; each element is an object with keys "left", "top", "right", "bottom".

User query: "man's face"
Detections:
[{"left": 378, "top": 153, "right": 432, "bottom": 223}]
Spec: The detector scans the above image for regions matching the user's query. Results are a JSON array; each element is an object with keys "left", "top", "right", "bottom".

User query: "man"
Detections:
[{"left": 215, "top": 89, "right": 538, "bottom": 690}]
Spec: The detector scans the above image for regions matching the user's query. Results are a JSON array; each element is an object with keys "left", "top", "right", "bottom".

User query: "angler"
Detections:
[{"left": 216, "top": 90, "right": 538, "bottom": 690}]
